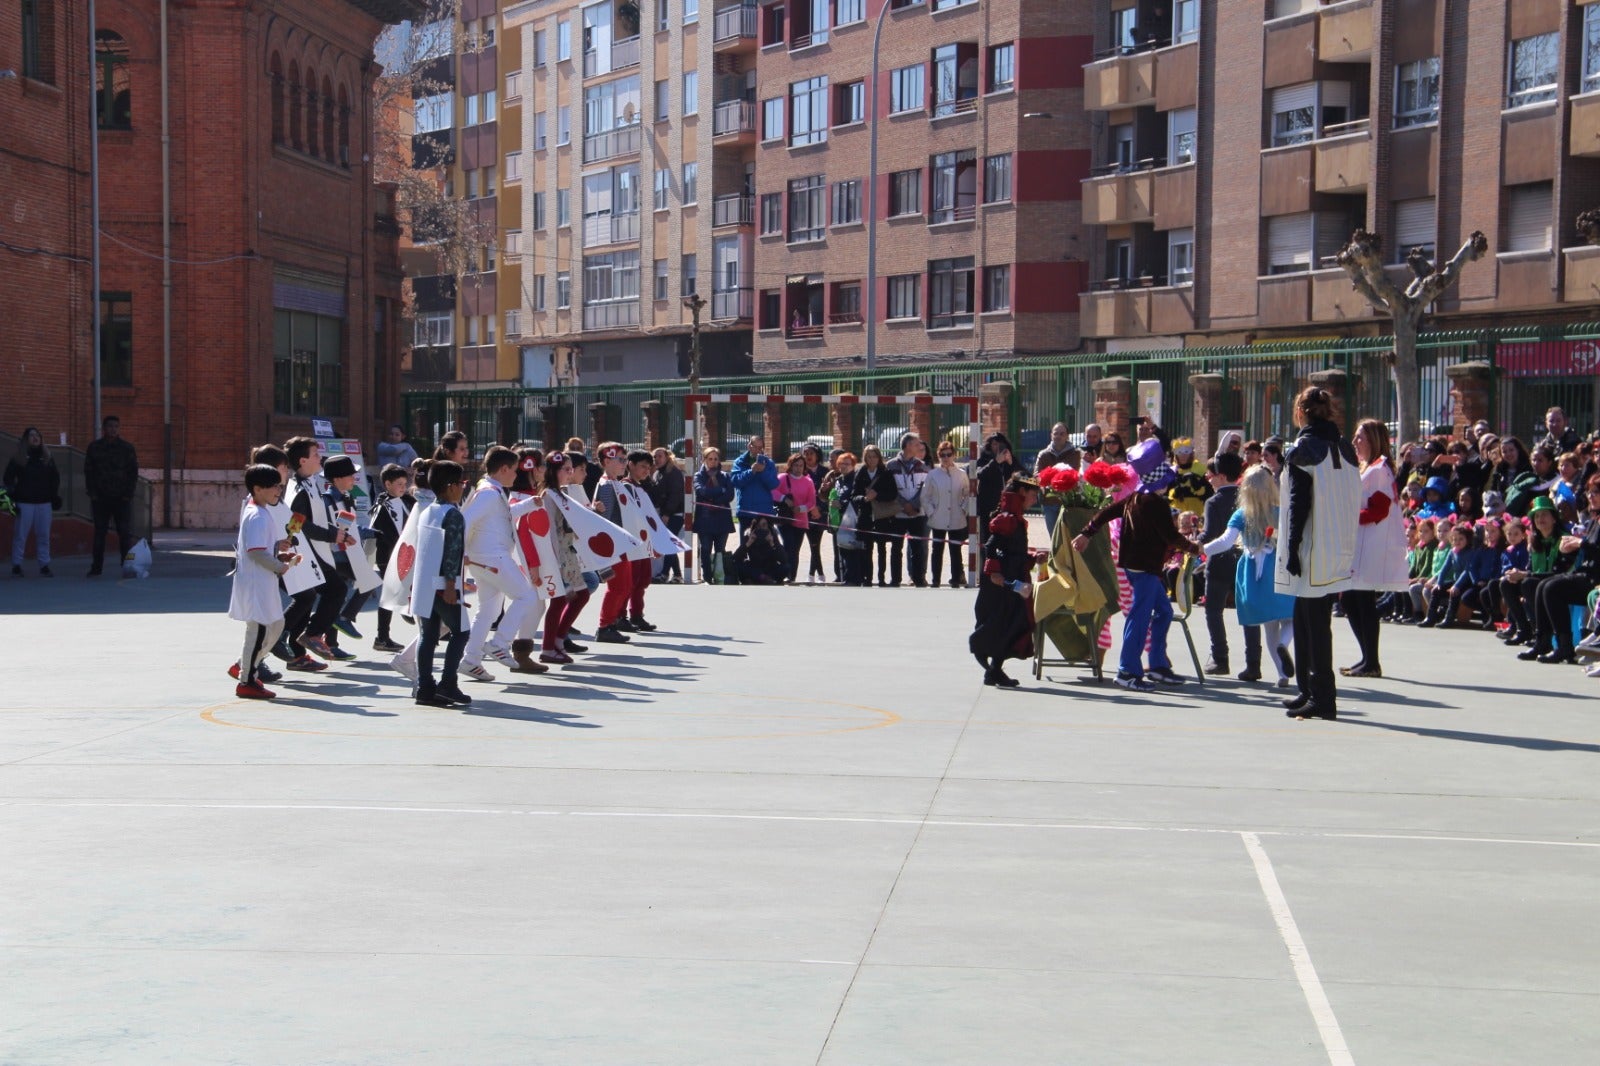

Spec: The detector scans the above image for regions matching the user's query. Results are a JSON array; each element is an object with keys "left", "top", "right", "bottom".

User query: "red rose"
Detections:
[{"left": 1085, "top": 461, "right": 1117, "bottom": 489}]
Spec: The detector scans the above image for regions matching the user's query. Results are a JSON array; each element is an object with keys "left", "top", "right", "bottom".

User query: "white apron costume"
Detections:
[
  {"left": 623, "top": 480, "right": 691, "bottom": 557},
  {"left": 229, "top": 502, "right": 288, "bottom": 625},
  {"left": 1275, "top": 434, "right": 1362, "bottom": 597},
  {"left": 380, "top": 502, "right": 425, "bottom": 613},
  {"left": 462, "top": 479, "right": 543, "bottom": 664},
  {"left": 545, "top": 484, "right": 644, "bottom": 570},
  {"left": 406, "top": 501, "right": 462, "bottom": 621},
  {"left": 269, "top": 497, "right": 324, "bottom": 596},
  {"left": 333, "top": 501, "right": 384, "bottom": 594},
  {"left": 511, "top": 491, "right": 566, "bottom": 601},
  {"left": 601, "top": 476, "right": 655, "bottom": 563},
  {"left": 1349, "top": 458, "right": 1411, "bottom": 592}
]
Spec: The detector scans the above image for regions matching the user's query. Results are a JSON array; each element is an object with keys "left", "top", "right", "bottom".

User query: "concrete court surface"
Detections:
[{"left": 1, "top": 547, "right": 1598, "bottom": 1066}]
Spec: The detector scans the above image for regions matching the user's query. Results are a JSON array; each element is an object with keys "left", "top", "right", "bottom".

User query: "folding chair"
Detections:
[{"left": 1170, "top": 554, "right": 1205, "bottom": 685}]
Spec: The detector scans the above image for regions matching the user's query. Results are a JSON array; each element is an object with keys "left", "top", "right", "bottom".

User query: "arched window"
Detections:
[
  {"left": 337, "top": 85, "right": 351, "bottom": 167},
  {"left": 269, "top": 53, "right": 284, "bottom": 144},
  {"left": 304, "top": 69, "right": 320, "bottom": 157},
  {"left": 287, "top": 60, "right": 302, "bottom": 149},
  {"left": 94, "top": 29, "right": 131, "bottom": 129},
  {"left": 321, "top": 76, "right": 336, "bottom": 161}
]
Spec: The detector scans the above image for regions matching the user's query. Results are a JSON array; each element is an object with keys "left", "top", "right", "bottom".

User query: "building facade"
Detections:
[
  {"left": 1078, "top": 0, "right": 1600, "bottom": 350},
  {"left": 2, "top": 0, "right": 415, "bottom": 526},
  {"left": 746, "top": 0, "right": 1094, "bottom": 370}
]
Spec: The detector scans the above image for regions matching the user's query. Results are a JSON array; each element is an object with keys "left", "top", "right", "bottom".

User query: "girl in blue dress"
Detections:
[{"left": 1202, "top": 465, "right": 1297, "bottom": 687}]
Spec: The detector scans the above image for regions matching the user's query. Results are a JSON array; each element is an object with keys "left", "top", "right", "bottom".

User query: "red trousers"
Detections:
[
  {"left": 542, "top": 590, "right": 591, "bottom": 650},
  {"left": 628, "top": 557, "right": 652, "bottom": 618},
  {"left": 598, "top": 560, "right": 634, "bottom": 627}
]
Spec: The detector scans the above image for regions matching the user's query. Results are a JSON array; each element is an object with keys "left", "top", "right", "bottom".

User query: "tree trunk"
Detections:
[{"left": 1391, "top": 314, "right": 1423, "bottom": 440}]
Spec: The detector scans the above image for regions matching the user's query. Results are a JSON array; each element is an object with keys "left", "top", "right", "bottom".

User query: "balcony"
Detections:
[
  {"left": 1313, "top": 120, "right": 1371, "bottom": 193},
  {"left": 583, "top": 300, "right": 641, "bottom": 331},
  {"left": 712, "top": 288, "right": 753, "bottom": 320},
  {"left": 584, "top": 35, "right": 641, "bottom": 77},
  {"left": 713, "top": 4, "right": 758, "bottom": 50},
  {"left": 583, "top": 124, "right": 641, "bottom": 163},
  {"left": 1083, "top": 50, "right": 1156, "bottom": 111},
  {"left": 1080, "top": 282, "right": 1194, "bottom": 339},
  {"left": 712, "top": 99, "right": 757, "bottom": 140},
  {"left": 929, "top": 202, "right": 977, "bottom": 225},
  {"left": 1496, "top": 251, "right": 1558, "bottom": 308},
  {"left": 1310, "top": 266, "right": 1380, "bottom": 322},
  {"left": 827, "top": 310, "right": 862, "bottom": 326},
  {"left": 712, "top": 194, "right": 754, "bottom": 227},
  {"left": 1082, "top": 165, "right": 1155, "bottom": 226},
  {"left": 931, "top": 96, "right": 978, "bottom": 120},
  {"left": 1261, "top": 142, "right": 1313, "bottom": 216},
  {"left": 1571, "top": 91, "right": 1600, "bottom": 157},
  {"left": 583, "top": 211, "right": 640, "bottom": 247},
  {"left": 787, "top": 322, "right": 825, "bottom": 340},
  {"left": 1152, "top": 162, "right": 1196, "bottom": 230},
  {"left": 1565, "top": 244, "right": 1600, "bottom": 303},
  {"left": 1317, "top": 0, "right": 1374, "bottom": 63},
  {"left": 1257, "top": 273, "right": 1311, "bottom": 328}
]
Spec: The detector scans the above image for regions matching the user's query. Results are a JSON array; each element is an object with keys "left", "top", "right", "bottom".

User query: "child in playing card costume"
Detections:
[
  {"left": 460, "top": 445, "right": 549, "bottom": 679},
  {"left": 411, "top": 460, "right": 472, "bottom": 708},
  {"left": 537, "top": 452, "right": 593, "bottom": 664},
  {"left": 593, "top": 442, "right": 640, "bottom": 644},
  {"left": 368, "top": 464, "right": 414, "bottom": 653},
  {"left": 281, "top": 437, "right": 355, "bottom": 671},
  {"left": 229, "top": 464, "right": 300, "bottom": 700}
]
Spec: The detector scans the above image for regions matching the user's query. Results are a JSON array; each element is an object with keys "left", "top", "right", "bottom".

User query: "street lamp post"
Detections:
[{"left": 862, "top": 0, "right": 895, "bottom": 380}]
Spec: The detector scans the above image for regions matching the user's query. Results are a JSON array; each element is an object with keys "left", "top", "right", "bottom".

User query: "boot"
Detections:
[{"left": 510, "top": 638, "right": 549, "bottom": 674}]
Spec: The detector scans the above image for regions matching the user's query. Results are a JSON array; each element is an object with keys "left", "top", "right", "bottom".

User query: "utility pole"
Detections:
[{"left": 681, "top": 291, "right": 707, "bottom": 585}]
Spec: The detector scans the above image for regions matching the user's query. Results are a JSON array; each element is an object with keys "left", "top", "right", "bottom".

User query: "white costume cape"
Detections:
[
  {"left": 510, "top": 490, "right": 564, "bottom": 600},
  {"left": 406, "top": 501, "right": 467, "bottom": 620},
  {"left": 544, "top": 484, "right": 643, "bottom": 570},
  {"left": 381, "top": 501, "right": 425, "bottom": 612},
  {"left": 621, "top": 480, "right": 691, "bottom": 557}
]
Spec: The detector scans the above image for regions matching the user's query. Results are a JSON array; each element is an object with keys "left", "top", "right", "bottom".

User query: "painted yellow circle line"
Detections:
[{"left": 201, "top": 692, "right": 901, "bottom": 743}]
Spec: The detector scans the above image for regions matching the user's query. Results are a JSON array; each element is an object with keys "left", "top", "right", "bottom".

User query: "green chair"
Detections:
[{"left": 1169, "top": 554, "right": 1206, "bottom": 685}]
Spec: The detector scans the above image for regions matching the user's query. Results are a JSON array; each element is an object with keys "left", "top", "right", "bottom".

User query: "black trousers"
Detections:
[
  {"left": 1203, "top": 551, "right": 1260, "bottom": 670},
  {"left": 1293, "top": 594, "right": 1338, "bottom": 710},
  {"left": 661, "top": 514, "right": 685, "bottom": 580},
  {"left": 91, "top": 496, "right": 134, "bottom": 570},
  {"left": 889, "top": 516, "right": 928, "bottom": 585},
  {"left": 1341, "top": 588, "right": 1384, "bottom": 672},
  {"left": 1534, "top": 572, "right": 1596, "bottom": 655},
  {"left": 779, "top": 524, "right": 806, "bottom": 581},
  {"left": 417, "top": 594, "right": 467, "bottom": 695},
  {"left": 803, "top": 523, "right": 826, "bottom": 578},
  {"left": 930, "top": 528, "right": 967, "bottom": 585},
  {"left": 1502, "top": 573, "right": 1547, "bottom": 637}
]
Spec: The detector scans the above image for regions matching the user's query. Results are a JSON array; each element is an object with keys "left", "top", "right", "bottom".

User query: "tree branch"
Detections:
[
  {"left": 1577, "top": 208, "right": 1600, "bottom": 247},
  {"left": 1335, "top": 229, "right": 1403, "bottom": 314},
  {"left": 1416, "top": 230, "right": 1489, "bottom": 306}
]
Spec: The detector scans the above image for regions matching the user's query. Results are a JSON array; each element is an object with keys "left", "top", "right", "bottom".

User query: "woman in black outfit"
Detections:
[
  {"left": 1521, "top": 474, "right": 1600, "bottom": 664},
  {"left": 850, "top": 445, "right": 898, "bottom": 585},
  {"left": 974, "top": 433, "right": 1017, "bottom": 547}
]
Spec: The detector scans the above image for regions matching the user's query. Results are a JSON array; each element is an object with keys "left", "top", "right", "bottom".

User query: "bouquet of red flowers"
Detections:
[{"left": 1040, "top": 463, "right": 1108, "bottom": 512}]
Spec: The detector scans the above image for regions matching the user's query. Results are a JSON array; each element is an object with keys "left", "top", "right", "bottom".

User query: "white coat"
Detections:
[
  {"left": 921, "top": 465, "right": 971, "bottom": 532},
  {"left": 1349, "top": 457, "right": 1411, "bottom": 592}
]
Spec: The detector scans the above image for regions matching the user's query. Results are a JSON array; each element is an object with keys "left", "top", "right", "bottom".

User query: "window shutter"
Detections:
[
  {"left": 1270, "top": 83, "right": 1317, "bottom": 114},
  {"left": 1268, "top": 213, "right": 1313, "bottom": 269},
  {"left": 1392, "top": 198, "right": 1436, "bottom": 251},
  {"left": 1314, "top": 212, "right": 1347, "bottom": 267},
  {"left": 1505, "top": 184, "right": 1553, "bottom": 252}
]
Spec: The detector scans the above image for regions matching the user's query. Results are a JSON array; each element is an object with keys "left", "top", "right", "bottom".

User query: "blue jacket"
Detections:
[
  {"left": 1440, "top": 546, "right": 1495, "bottom": 592},
  {"left": 730, "top": 450, "right": 779, "bottom": 519},
  {"left": 1499, "top": 543, "right": 1529, "bottom": 577},
  {"left": 692, "top": 465, "right": 736, "bottom": 536}
]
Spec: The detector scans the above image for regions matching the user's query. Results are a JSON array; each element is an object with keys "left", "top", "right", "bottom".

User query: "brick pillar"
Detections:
[
  {"left": 762, "top": 396, "right": 787, "bottom": 457},
  {"left": 1189, "top": 373, "right": 1226, "bottom": 457},
  {"left": 906, "top": 391, "right": 934, "bottom": 447},
  {"left": 640, "top": 399, "right": 667, "bottom": 451},
  {"left": 1307, "top": 369, "right": 1348, "bottom": 434},
  {"left": 588, "top": 402, "right": 620, "bottom": 448},
  {"left": 830, "top": 402, "right": 861, "bottom": 455},
  {"left": 1446, "top": 361, "right": 1494, "bottom": 437},
  {"left": 538, "top": 403, "right": 570, "bottom": 453},
  {"left": 978, "top": 380, "right": 1014, "bottom": 444},
  {"left": 696, "top": 401, "right": 724, "bottom": 455},
  {"left": 1092, "top": 376, "right": 1134, "bottom": 440}
]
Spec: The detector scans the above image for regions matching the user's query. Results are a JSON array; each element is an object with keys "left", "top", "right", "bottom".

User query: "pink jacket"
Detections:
[{"left": 776, "top": 472, "right": 817, "bottom": 529}]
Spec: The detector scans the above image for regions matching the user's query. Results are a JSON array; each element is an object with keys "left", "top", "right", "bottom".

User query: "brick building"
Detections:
[
  {"left": 747, "top": 0, "right": 1094, "bottom": 370},
  {"left": 1078, "top": 0, "right": 1600, "bottom": 357},
  {"left": 1, "top": 0, "right": 417, "bottom": 527}
]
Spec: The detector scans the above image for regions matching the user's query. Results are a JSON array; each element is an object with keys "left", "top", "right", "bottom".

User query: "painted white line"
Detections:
[
  {"left": 3, "top": 801, "right": 1597, "bottom": 849},
  {"left": 1241, "top": 831, "right": 1355, "bottom": 1066}
]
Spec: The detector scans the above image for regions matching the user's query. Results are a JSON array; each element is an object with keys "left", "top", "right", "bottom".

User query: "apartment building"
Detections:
[
  {"left": 1078, "top": 0, "right": 1600, "bottom": 351},
  {"left": 498, "top": 0, "right": 756, "bottom": 392},
  {"left": 748, "top": 0, "right": 1095, "bottom": 369}
]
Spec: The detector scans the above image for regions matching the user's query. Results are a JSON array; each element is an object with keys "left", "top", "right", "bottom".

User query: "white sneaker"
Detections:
[
  {"left": 390, "top": 653, "right": 417, "bottom": 682},
  {"left": 1586, "top": 662, "right": 1600, "bottom": 678},
  {"left": 462, "top": 662, "right": 496, "bottom": 683},
  {"left": 484, "top": 646, "right": 513, "bottom": 665},
  {"left": 1276, "top": 677, "right": 1291, "bottom": 689}
]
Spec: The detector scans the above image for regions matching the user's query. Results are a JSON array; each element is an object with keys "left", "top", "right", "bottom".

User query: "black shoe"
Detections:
[
  {"left": 628, "top": 616, "right": 657, "bottom": 632},
  {"left": 271, "top": 639, "right": 295, "bottom": 663},
  {"left": 1236, "top": 668, "right": 1262, "bottom": 682},
  {"left": 992, "top": 671, "right": 1020, "bottom": 688},
  {"left": 39, "top": 566, "right": 52, "bottom": 577},
  {"left": 435, "top": 684, "right": 472, "bottom": 706},
  {"left": 596, "top": 626, "right": 631, "bottom": 644},
  {"left": 10, "top": 565, "right": 21, "bottom": 577},
  {"left": 1204, "top": 660, "right": 1230, "bottom": 676},
  {"left": 1436, "top": 619, "right": 1457, "bottom": 630},
  {"left": 256, "top": 664, "right": 282, "bottom": 684},
  {"left": 86, "top": 566, "right": 103, "bottom": 577},
  {"left": 950, "top": 577, "right": 965, "bottom": 589},
  {"left": 1286, "top": 705, "right": 1337, "bottom": 720},
  {"left": 372, "top": 637, "right": 404, "bottom": 653},
  {"left": 1282, "top": 692, "right": 1311, "bottom": 711},
  {"left": 564, "top": 638, "right": 588, "bottom": 653},
  {"left": 1538, "top": 651, "right": 1577, "bottom": 665},
  {"left": 614, "top": 617, "right": 637, "bottom": 632},
  {"left": 414, "top": 690, "right": 454, "bottom": 708},
  {"left": 1516, "top": 647, "right": 1545, "bottom": 661},
  {"left": 1277, "top": 646, "right": 1294, "bottom": 680},
  {"left": 1418, "top": 617, "right": 1439, "bottom": 629}
]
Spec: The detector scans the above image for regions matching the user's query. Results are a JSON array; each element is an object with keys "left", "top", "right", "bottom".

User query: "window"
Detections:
[
  {"left": 890, "top": 64, "right": 924, "bottom": 114},
  {"left": 1391, "top": 198, "right": 1436, "bottom": 262},
  {"left": 982, "top": 265, "right": 1009, "bottom": 312},
  {"left": 834, "top": 80, "right": 864, "bottom": 125},
  {"left": 682, "top": 162, "right": 698, "bottom": 204},
  {"left": 762, "top": 97, "right": 785, "bottom": 140},
  {"left": 506, "top": 309, "right": 523, "bottom": 337},
  {"left": 1507, "top": 33, "right": 1558, "bottom": 108},
  {"left": 22, "top": 0, "right": 56, "bottom": 83},
  {"left": 1172, "top": 0, "right": 1197, "bottom": 45},
  {"left": 683, "top": 71, "right": 699, "bottom": 115},
  {"left": 534, "top": 111, "right": 548, "bottom": 149},
  {"left": 414, "top": 93, "right": 452, "bottom": 134},
  {"left": 987, "top": 43, "right": 1014, "bottom": 94},
  {"left": 559, "top": 21, "right": 572, "bottom": 61},
  {"left": 762, "top": 2, "right": 786, "bottom": 47},
  {"left": 835, "top": 0, "right": 863, "bottom": 25},
  {"left": 557, "top": 272, "right": 572, "bottom": 307},
  {"left": 466, "top": 168, "right": 482, "bottom": 199},
  {"left": 832, "top": 178, "right": 861, "bottom": 225},
  {"left": 655, "top": 168, "right": 671, "bottom": 210},
  {"left": 1270, "top": 84, "right": 1316, "bottom": 146},
  {"left": 1504, "top": 183, "right": 1553, "bottom": 252},
  {"left": 760, "top": 192, "right": 783, "bottom": 234},
  {"left": 889, "top": 168, "right": 921, "bottom": 216},
  {"left": 887, "top": 274, "right": 919, "bottom": 320},
  {"left": 1168, "top": 107, "right": 1196, "bottom": 164},
  {"left": 658, "top": 0, "right": 669, "bottom": 31},
  {"left": 483, "top": 164, "right": 497, "bottom": 196},
  {"left": 682, "top": 254, "right": 698, "bottom": 295},
  {"left": 532, "top": 191, "right": 546, "bottom": 230},
  {"left": 930, "top": 150, "right": 976, "bottom": 223},
  {"left": 413, "top": 311, "right": 451, "bottom": 348},
  {"left": 1394, "top": 58, "right": 1439, "bottom": 127},
  {"left": 1586, "top": 5, "right": 1600, "bottom": 93},
  {"left": 534, "top": 275, "right": 547, "bottom": 312},
  {"left": 889, "top": 0, "right": 922, "bottom": 9},
  {"left": 466, "top": 93, "right": 479, "bottom": 126},
  {"left": 790, "top": 75, "right": 828, "bottom": 146},
  {"left": 927, "top": 257, "right": 974, "bottom": 327},
  {"left": 982, "top": 154, "right": 1011, "bottom": 204},
  {"left": 684, "top": 0, "right": 698, "bottom": 22},
  {"left": 832, "top": 280, "right": 861, "bottom": 323},
  {"left": 788, "top": 175, "right": 826, "bottom": 241},
  {"left": 654, "top": 259, "right": 670, "bottom": 300},
  {"left": 932, "top": 0, "right": 972, "bottom": 10},
  {"left": 583, "top": 251, "right": 640, "bottom": 303},
  {"left": 558, "top": 188, "right": 571, "bottom": 226},
  {"left": 558, "top": 105, "right": 571, "bottom": 145},
  {"left": 505, "top": 150, "right": 523, "bottom": 183},
  {"left": 931, "top": 43, "right": 979, "bottom": 117},
  {"left": 505, "top": 229, "right": 523, "bottom": 259},
  {"left": 1168, "top": 229, "right": 1194, "bottom": 285},
  {"left": 534, "top": 29, "right": 548, "bottom": 67},
  {"left": 273, "top": 308, "right": 343, "bottom": 416},
  {"left": 98, "top": 292, "right": 133, "bottom": 388},
  {"left": 94, "top": 31, "right": 131, "bottom": 129},
  {"left": 760, "top": 290, "right": 782, "bottom": 329},
  {"left": 1265, "top": 211, "right": 1346, "bottom": 274},
  {"left": 656, "top": 79, "right": 670, "bottom": 121}
]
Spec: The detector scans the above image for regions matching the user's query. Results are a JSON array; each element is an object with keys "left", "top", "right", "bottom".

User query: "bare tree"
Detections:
[
  {"left": 1577, "top": 208, "right": 1600, "bottom": 246},
  {"left": 1335, "top": 228, "right": 1489, "bottom": 440}
]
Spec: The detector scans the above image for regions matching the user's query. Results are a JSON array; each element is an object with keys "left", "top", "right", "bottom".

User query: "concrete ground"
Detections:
[{"left": 2, "top": 540, "right": 1598, "bottom": 1066}]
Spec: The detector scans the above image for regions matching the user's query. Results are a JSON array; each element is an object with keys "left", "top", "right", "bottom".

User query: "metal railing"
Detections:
[
  {"left": 583, "top": 124, "right": 642, "bottom": 163},
  {"left": 713, "top": 99, "right": 757, "bottom": 136},
  {"left": 713, "top": 4, "right": 758, "bottom": 42},
  {"left": 712, "top": 288, "right": 753, "bottom": 320},
  {"left": 712, "top": 194, "right": 754, "bottom": 226},
  {"left": 929, "top": 202, "right": 977, "bottom": 225},
  {"left": 611, "top": 35, "right": 640, "bottom": 69},
  {"left": 932, "top": 95, "right": 978, "bottom": 119},
  {"left": 582, "top": 300, "right": 641, "bottom": 330}
]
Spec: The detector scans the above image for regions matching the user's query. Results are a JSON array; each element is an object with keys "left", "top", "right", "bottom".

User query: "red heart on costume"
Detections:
[
  {"left": 524, "top": 509, "right": 551, "bottom": 537},
  {"left": 619, "top": 494, "right": 630, "bottom": 506},
  {"left": 396, "top": 542, "right": 416, "bottom": 580},
  {"left": 587, "top": 532, "right": 615, "bottom": 558},
  {"left": 647, "top": 515, "right": 659, "bottom": 530}
]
